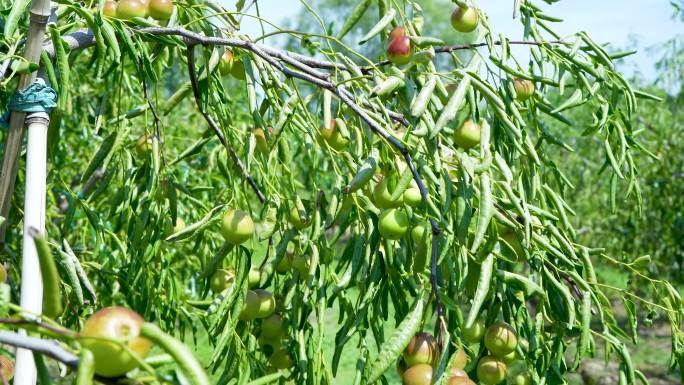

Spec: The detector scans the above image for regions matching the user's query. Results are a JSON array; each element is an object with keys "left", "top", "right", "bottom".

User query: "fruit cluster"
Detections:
[
  {"left": 399, "top": 332, "right": 474, "bottom": 385},
  {"left": 397, "top": 321, "right": 533, "bottom": 385},
  {"left": 210, "top": 267, "right": 293, "bottom": 370},
  {"left": 219, "top": 50, "right": 247, "bottom": 81},
  {"left": 103, "top": 0, "right": 174, "bottom": 21},
  {"left": 212, "top": 208, "right": 297, "bottom": 370},
  {"left": 386, "top": 5, "right": 479, "bottom": 66}
]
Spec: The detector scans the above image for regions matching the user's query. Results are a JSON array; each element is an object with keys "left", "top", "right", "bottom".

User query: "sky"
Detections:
[{"left": 223, "top": 0, "right": 682, "bottom": 82}]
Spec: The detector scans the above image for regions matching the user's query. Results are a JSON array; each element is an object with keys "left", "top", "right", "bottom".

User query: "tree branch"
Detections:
[
  {"left": 0, "top": 331, "right": 78, "bottom": 367},
  {"left": 366, "top": 39, "right": 567, "bottom": 70},
  {"left": 0, "top": 318, "right": 76, "bottom": 338},
  {"left": 0, "top": 331, "right": 132, "bottom": 384},
  {"left": 185, "top": 45, "right": 266, "bottom": 204},
  {"left": 35, "top": 27, "right": 560, "bottom": 129}
]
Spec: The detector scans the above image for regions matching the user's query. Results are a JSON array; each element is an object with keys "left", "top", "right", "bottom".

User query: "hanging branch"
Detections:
[
  {"left": 0, "top": 318, "right": 76, "bottom": 338},
  {"left": 19, "top": 24, "right": 578, "bottom": 343},
  {"left": 172, "top": 30, "right": 447, "bottom": 335},
  {"left": 32, "top": 23, "right": 450, "bottom": 336},
  {"left": 185, "top": 44, "right": 266, "bottom": 204}
]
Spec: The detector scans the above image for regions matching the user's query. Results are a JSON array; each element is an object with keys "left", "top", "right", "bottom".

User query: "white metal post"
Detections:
[{"left": 14, "top": 112, "right": 50, "bottom": 385}]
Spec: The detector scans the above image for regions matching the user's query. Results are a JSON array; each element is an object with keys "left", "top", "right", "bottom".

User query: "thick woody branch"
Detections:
[{"left": 35, "top": 27, "right": 563, "bottom": 129}]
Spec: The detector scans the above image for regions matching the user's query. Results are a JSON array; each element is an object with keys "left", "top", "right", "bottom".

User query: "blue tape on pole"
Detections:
[{"left": 0, "top": 79, "right": 57, "bottom": 128}]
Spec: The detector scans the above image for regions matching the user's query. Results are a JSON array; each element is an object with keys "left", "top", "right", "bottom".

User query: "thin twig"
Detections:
[
  {"left": 441, "top": 39, "right": 566, "bottom": 53},
  {"left": 544, "top": 261, "right": 598, "bottom": 316},
  {"left": 0, "top": 331, "right": 123, "bottom": 385},
  {"left": 139, "top": 57, "right": 167, "bottom": 169},
  {"left": 0, "top": 318, "right": 76, "bottom": 338},
  {"left": 366, "top": 39, "right": 567, "bottom": 70},
  {"left": 0, "top": 331, "right": 78, "bottom": 367},
  {"left": 185, "top": 45, "right": 266, "bottom": 203}
]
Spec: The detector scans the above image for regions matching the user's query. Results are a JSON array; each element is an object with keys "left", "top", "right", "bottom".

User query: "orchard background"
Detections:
[{"left": 0, "top": 0, "right": 682, "bottom": 384}]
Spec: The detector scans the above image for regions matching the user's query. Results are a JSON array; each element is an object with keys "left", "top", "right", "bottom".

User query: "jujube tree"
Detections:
[{"left": 0, "top": 0, "right": 681, "bottom": 384}]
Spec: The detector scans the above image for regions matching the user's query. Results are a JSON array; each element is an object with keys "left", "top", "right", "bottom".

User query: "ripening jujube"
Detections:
[
  {"left": 210, "top": 269, "right": 234, "bottom": 293},
  {"left": 451, "top": 348, "right": 469, "bottom": 369},
  {"left": 402, "top": 363, "right": 433, "bottom": 385},
  {"left": 219, "top": 50, "right": 235, "bottom": 76},
  {"left": 269, "top": 347, "right": 293, "bottom": 369},
  {"left": 220, "top": 209, "right": 255, "bottom": 245},
  {"left": 318, "top": 119, "right": 349, "bottom": 150},
  {"left": 116, "top": 0, "right": 147, "bottom": 20},
  {"left": 261, "top": 314, "right": 285, "bottom": 339},
  {"left": 378, "top": 208, "right": 409, "bottom": 239},
  {"left": 513, "top": 372, "right": 533, "bottom": 385},
  {"left": 240, "top": 290, "right": 261, "bottom": 320},
  {"left": 451, "top": 6, "right": 479, "bottom": 32},
  {"left": 462, "top": 319, "right": 486, "bottom": 343},
  {"left": 229, "top": 60, "right": 246, "bottom": 80},
  {"left": 373, "top": 176, "right": 403, "bottom": 208},
  {"left": 484, "top": 322, "right": 518, "bottom": 356},
  {"left": 387, "top": 26, "right": 413, "bottom": 65},
  {"left": 513, "top": 78, "right": 535, "bottom": 101},
  {"left": 248, "top": 269, "right": 261, "bottom": 287},
  {"left": 403, "top": 184, "right": 422, "bottom": 207},
  {"left": 241, "top": 289, "right": 275, "bottom": 320},
  {"left": 253, "top": 127, "right": 270, "bottom": 155},
  {"left": 254, "top": 289, "right": 276, "bottom": 318},
  {"left": 454, "top": 119, "right": 482, "bottom": 150},
  {"left": 80, "top": 307, "right": 151, "bottom": 377},
  {"left": 476, "top": 356, "right": 507, "bottom": 385},
  {"left": 102, "top": 1, "right": 117, "bottom": 17},
  {"left": 148, "top": 0, "right": 174, "bottom": 20},
  {"left": 387, "top": 36, "right": 412, "bottom": 65},
  {"left": 403, "top": 332, "right": 438, "bottom": 366}
]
